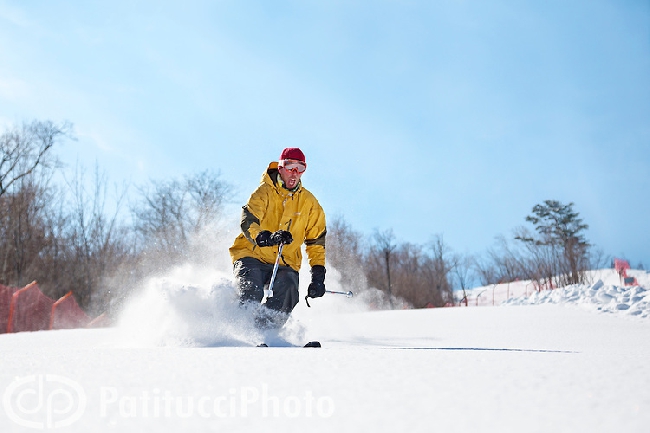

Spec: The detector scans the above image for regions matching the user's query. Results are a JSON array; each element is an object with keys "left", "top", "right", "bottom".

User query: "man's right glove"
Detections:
[
  {"left": 255, "top": 230, "right": 274, "bottom": 247},
  {"left": 307, "top": 265, "right": 326, "bottom": 298}
]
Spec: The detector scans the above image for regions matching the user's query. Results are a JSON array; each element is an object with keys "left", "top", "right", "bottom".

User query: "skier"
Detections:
[{"left": 229, "top": 147, "right": 327, "bottom": 330}]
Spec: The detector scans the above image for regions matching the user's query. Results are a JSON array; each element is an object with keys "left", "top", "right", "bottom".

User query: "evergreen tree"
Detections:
[{"left": 516, "top": 200, "right": 590, "bottom": 286}]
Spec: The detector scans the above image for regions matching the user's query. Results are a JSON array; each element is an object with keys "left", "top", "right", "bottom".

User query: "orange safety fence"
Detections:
[
  {"left": 87, "top": 313, "right": 111, "bottom": 328},
  {"left": 7, "top": 282, "right": 54, "bottom": 333},
  {"left": 1, "top": 284, "right": 20, "bottom": 334},
  {"left": 1, "top": 281, "right": 106, "bottom": 334},
  {"left": 50, "top": 291, "right": 91, "bottom": 330}
]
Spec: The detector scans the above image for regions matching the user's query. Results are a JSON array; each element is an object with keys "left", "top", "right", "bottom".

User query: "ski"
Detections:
[{"left": 256, "top": 341, "right": 321, "bottom": 348}]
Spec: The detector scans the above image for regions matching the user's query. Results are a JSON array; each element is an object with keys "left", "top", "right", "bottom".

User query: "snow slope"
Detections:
[{"left": 1, "top": 269, "right": 649, "bottom": 433}]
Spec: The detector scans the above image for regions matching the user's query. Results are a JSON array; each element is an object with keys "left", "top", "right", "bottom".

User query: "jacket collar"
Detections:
[{"left": 264, "top": 161, "right": 302, "bottom": 194}]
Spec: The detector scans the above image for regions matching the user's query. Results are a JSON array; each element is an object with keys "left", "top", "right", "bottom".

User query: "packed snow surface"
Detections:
[{"left": 1, "top": 267, "right": 649, "bottom": 432}]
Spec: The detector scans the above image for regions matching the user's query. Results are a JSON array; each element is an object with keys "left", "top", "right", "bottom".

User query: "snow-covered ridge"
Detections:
[
  {"left": 503, "top": 279, "right": 649, "bottom": 319},
  {"left": 464, "top": 269, "right": 650, "bottom": 319}
]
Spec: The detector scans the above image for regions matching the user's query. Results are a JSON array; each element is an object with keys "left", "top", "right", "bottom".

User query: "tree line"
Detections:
[
  {"left": 326, "top": 197, "right": 603, "bottom": 309},
  {"left": 0, "top": 120, "right": 233, "bottom": 316},
  {"left": 1, "top": 119, "right": 608, "bottom": 315}
]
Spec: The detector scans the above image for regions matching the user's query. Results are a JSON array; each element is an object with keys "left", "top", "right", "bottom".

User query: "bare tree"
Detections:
[
  {"left": 393, "top": 242, "right": 425, "bottom": 306},
  {"left": 325, "top": 215, "right": 367, "bottom": 293},
  {"left": 132, "top": 170, "right": 233, "bottom": 270},
  {"left": 35, "top": 182, "right": 73, "bottom": 299},
  {"left": 0, "top": 179, "right": 49, "bottom": 286},
  {"left": 474, "top": 255, "right": 499, "bottom": 286},
  {"left": 0, "top": 120, "right": 72, "bottom": 197},
  {"left": 452, "top": 253, "right": 474, "bottom": 306},
  {"left": 371, "top": 228, "right": 397, "bottom": 308},
  {"left": 589, "top": 248, "right": 611, "bottom": 272},
  {"left": 498, "top": 236, "right": 527, "bottom": 281},
  {"left": 425, "top": 235, "right": 455, "bottom": 306},
  {"left": 363, "top": 232, "right": 455, "bottom": 309},
  {"left": 513, "top": 226, "right": 556, "bottom": 289},
  {"left": 0, "top": 120, "right": 72, "bottom": 288},
  {"left": 64, "top": 162, "right": 131, "bottom": 313}
]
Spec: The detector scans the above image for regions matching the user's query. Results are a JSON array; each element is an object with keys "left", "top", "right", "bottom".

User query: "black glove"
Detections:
[
  {"left": 271, "top": 230, "right": 293, "bottom": 246},
  {"left": 307, "top": 265, "right": 326, "bottom": 298},
  {"left": 255, "top": 230, "right": 274, "bottom": 247}
]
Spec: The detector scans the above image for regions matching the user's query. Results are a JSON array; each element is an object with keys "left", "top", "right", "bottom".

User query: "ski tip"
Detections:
[{"left": 303, "top": 341, "right": 321, "bottom": 348}]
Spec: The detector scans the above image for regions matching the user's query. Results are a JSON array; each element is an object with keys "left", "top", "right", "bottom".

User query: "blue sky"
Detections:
[{"left": 1, "top": 0, "right": 648, "bottom": 267}]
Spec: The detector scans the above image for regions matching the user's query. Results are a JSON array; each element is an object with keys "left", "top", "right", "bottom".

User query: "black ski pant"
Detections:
[{"left": 233, "top": 257, "right": 300, "bottom": 329}]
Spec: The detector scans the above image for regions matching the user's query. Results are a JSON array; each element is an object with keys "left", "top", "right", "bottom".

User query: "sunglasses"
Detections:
[{"left": 280, "top": 160, "right": 307, "bottom": 173}]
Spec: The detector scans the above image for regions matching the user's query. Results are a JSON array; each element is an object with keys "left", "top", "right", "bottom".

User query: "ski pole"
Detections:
[
  {"left": 326, "top": 290, "right": 354, "bottom": 298},
  {"left": 305, "top": 289, "right": 354, "bottom": 307},
  {"left": 263, "top": 243, "right": 284, "bottom": 302}
]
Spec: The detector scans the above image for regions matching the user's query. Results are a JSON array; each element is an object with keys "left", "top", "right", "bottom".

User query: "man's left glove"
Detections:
[{"left": 307, "top": 265, "right": 326, "bottom": 298}]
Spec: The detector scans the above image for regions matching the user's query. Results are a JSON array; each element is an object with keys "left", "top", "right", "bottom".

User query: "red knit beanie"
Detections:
[{"left": 279, "top": 147, "right": 306, "bottom": 163}]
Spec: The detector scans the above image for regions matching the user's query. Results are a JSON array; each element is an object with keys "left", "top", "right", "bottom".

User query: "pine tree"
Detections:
[{"left": 516, "top": 200, "right": 590, "bottom": 286}]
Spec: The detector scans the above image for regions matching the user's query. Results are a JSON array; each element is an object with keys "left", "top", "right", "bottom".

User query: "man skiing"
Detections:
[{"left": 229, "top": 147, "right": 327, "bottom": 330}]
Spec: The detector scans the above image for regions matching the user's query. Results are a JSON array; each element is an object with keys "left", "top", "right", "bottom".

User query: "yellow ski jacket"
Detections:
[{"left": 229, "top": 162, "right": 326, "bottom": 272}]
